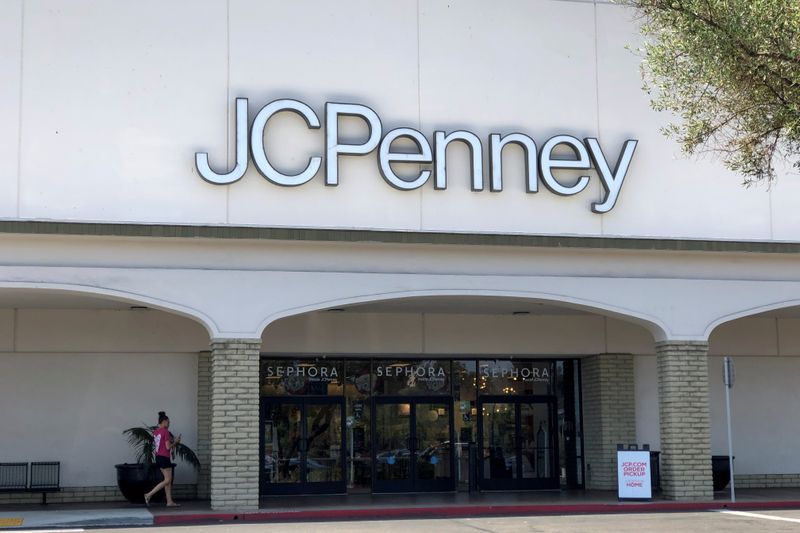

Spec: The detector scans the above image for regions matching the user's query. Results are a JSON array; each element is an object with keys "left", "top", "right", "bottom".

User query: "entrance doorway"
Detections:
[
  {"left": 259, "top": 357, "right": 583, "bottom": 495},
  {"left": 477, "top": 397, "right": 558, "bottom": 490},
  {"left": 372, "top": 397, "right": 455, "bottom": 492},
  {"left": 260, "top": 397, "right": 346, "bottom": 494}
]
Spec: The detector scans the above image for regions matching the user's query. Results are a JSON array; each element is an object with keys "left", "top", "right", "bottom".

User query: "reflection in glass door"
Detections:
[
  {"left": 374, "top": 402, "right": 412, "bottom": 487},
  {"left": 478, "top": 397, "right": 558, "bottom": 490},
  {"left": 481, "top": 402, "right": 516, "bottom": 481},
  {"left": 261, "top": 397, "right": 346, "bottom": 494},
  {"left": 520, "top": 402, "right": 552, "bottom": 481},
  {"left": 263, "top": 400, "right": 302, "bottom": 486},
  {"left": 415, "top": 402, "right": 452, "bottom": 490},
  {"left": 305, "top": 402, "right": 344, "bottom": 484},
  {"left": 373, "top": 398, "right": 454, "bottom": 492}
]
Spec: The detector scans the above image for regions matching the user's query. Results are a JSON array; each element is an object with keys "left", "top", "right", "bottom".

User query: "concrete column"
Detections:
[
  {"left": 209, "top": 339, "right": 262, "bottom": 511},
  {"left": 581, "top": 354, "right": 636, "bottom": 490},
  {"left": 196, "top": 350, "right": 211, "bottom": 500},
  {"left": 656, "top": 341, "right": 713, "bottom": 501}
]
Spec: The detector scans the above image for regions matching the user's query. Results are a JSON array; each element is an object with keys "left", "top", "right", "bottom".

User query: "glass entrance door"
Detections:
[
  {"left": 373, "top": 398, "right": 454, "bottom": 492},
  {"left": 478, "top": 397, "right": 558, "bottom": 490},
  {"left": 374, "top": 401, "right": 412, "bottom": 490},
  {"left": 415, "top": 401, "right": 453, "bottom": 491},
  {"left": 261, "top": 397, "right": 346, "bottom": 494}
]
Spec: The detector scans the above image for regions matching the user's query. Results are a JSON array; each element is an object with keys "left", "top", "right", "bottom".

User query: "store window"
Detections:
[
  {"left": 259, "top": 356, "right": 583, "bottom": 493},
  {"left": 260, "top": 358, "right": 344, "bottom": 396},
  {"left": 372, "top": 359, "right": 451, "bottom": 396},
  {"left": 478, "top": 360, "right": 553, "bottom": 396}
]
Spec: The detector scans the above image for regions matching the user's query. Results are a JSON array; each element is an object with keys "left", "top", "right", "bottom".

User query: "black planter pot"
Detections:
[
  {"left": 711, "top": 455, "right": 734, "bottom": 491},
  {"left": 115, "top": 463, "right": 176, "bottom": 504}
]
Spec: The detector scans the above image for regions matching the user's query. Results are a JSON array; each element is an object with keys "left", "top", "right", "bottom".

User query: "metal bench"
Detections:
[
  {"left": 0, "top": 462, "right": 27, "bottom": 492},
  {"left": 0, "top": 462, "right": 60, "bottom": 504}
]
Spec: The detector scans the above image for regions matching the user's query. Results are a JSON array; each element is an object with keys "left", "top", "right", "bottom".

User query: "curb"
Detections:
[{"left": 153, "top": 500, "right": 800, "bottom": 526}]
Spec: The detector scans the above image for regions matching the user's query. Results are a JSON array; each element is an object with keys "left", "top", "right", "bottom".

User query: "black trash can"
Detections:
[
  {"left": 712, "top": 455, "right": 734, "bottom": 491},
  {"left": 649, "top": 451, "right": 661, "bottom": 492}
]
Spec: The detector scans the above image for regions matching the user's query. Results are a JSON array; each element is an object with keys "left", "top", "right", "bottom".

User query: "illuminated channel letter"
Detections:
[
  {"left": 489, "top": 133, "right": 538, "bottom": 193},
  {"left": 434, "top": 130, "right": 484, "bottom": 191},
  {"left": 195, "top": 98, "right": 249, "bottom": 185},
  {"left": 538, "top": 135, "right": 591, "bottom": 196},
  {"left": 378, "top": 128, "right": 432, "bottom": 190},
  {"left": 585, "top": 138, "right": 638, "bottom": 214},
  {"left": 250, "top": 99, "right": 322, "bottom": 186},
  {"left": 325, "top": 102, "right": 382, "bottom": 186}
]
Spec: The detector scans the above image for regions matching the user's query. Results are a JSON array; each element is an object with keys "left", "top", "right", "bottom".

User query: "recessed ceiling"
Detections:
[
  {"left": 0, "top": 289, "right": 132, "bottom": 310},
  {"left": 753, "top": 307, "right": 800, "bottom": 319},
  {"left": 332, "top": 296, "right": 591, "bottom": 316}
]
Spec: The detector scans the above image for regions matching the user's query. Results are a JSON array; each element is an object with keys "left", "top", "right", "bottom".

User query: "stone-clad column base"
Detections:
[
  {"left": 209, "top": 339, "right": 261, "bottom": 511},
  {"left": 581, "top": 354, "right": 636, "bottom": 490},
  {"left": 656, "top": 341, "right": 713, "bottom": 501},
  {"left": 196, "top": 350, "right": 211, "bottom": 500}
]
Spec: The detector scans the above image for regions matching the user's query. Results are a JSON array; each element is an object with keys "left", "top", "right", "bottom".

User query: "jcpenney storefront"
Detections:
[
  {"left": 259, "top": 357, "right": 582, "bottom": 495},
  {"left": 5, "top": 0, "right": 800, "bottom": 515}
]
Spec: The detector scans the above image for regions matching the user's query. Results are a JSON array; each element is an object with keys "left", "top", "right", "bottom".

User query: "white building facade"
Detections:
[{"left": 2, "top": 0, "right": 800, "bottom": 510}]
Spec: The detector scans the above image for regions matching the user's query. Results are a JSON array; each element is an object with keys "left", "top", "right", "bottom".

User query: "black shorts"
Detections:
[{"left": 155, "top": 455, "right": 172, "bottom": 469}]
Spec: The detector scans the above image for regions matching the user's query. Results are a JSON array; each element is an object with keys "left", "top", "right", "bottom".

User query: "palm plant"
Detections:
[{"left": 123, "top": 425, "right": 200, "bottom": 469}]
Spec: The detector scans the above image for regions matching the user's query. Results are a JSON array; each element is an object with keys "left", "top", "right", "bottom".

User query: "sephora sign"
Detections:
[{"left": 195, "top": 98, "right": 638, "bottom": 213}]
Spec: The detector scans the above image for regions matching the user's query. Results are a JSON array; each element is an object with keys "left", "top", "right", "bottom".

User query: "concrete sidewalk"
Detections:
[{"left": 3, "top": 489, "right": 800, "bottom": 529}]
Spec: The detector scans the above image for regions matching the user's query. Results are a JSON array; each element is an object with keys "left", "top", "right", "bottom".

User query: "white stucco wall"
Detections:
[
  {"left": 0, "top": 0, "right": 796, "bottom": 240},
  {"left": 9, "top": 237, "right": 800, "bottom": 342},
  {"left": 0, "top": 309, "right": 205, "bottom": 487},
  {"left": 635, "top": 352, "right": 800, "bottom": 475},
  {"left": 633, "top": 355, "right": 660, "bottom": 452},
  {"left": 708, "top": 356, "right": 800, "bottom": 475}
]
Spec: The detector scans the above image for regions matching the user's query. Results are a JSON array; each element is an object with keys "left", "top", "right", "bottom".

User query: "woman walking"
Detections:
[{"left": 144, "top": 411, "right": 181, "bottom": 507}]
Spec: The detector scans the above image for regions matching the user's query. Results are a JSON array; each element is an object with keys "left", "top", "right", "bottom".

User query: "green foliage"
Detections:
[
  {"left": 123, "top": 425, "right": 201, "bottom": 470},
  {"left": 624, "top": 0, "right": 800, "bottom": 184}
]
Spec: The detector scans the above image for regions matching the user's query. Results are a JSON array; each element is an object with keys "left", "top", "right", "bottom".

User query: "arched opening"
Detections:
[
  {"left": 257, "top": 290, "right": 669, "bottom": 342},
  {"left": 705, "top": 304, "right": 800, "bottom": 489},
  {"left": 260, "top": 294, "right": 658, "bottom": 495},
  {"left": 0, "top": 287, "right": 210, "bottom": 504}
]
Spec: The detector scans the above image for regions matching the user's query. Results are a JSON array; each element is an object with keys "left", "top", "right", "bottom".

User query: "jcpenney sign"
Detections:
[{"left": 195, "top": 99, "right": 638, "bottom": 213}]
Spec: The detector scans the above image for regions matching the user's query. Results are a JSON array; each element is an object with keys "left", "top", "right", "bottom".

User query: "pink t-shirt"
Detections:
[{"left": 153, "top": 427, "right": 171, "bottom": 458}]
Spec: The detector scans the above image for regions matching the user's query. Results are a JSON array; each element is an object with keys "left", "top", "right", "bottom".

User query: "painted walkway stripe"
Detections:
[
  {"left": 153, "top": 500, "right": 800, "bottom": 525},
  {"left": 721, "top": 510, "right": 800, "bottom": 524},
  {"left": 10, "top": 530, "right": 84, "bottom": 533}
]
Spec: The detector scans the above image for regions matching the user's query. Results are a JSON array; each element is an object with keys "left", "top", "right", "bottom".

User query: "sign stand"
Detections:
[
  {"left": 617, "top": 443, "right": 652, "bottom": 501},
  {"left": 724, "top": 356, "right": 736, "bottom": 502}
]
